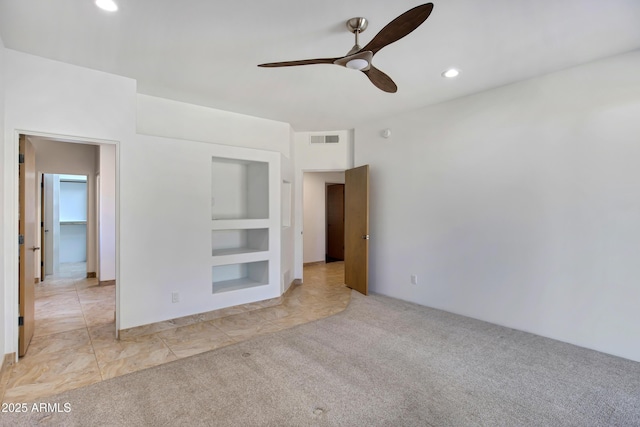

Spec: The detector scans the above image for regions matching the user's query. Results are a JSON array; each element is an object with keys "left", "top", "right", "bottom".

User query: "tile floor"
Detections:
[{"left": 1, "top": 261, "right": 350, "bottom": 403}]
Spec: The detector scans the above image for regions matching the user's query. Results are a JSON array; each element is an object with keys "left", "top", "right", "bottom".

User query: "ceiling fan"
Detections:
[{"left": 258, "top": 3, "right": 434, "bottom": 93}]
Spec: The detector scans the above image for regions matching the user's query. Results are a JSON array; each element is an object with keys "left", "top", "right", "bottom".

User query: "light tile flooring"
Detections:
[{"left": 0, "top": 261, "right": 349, "bottom": 403}]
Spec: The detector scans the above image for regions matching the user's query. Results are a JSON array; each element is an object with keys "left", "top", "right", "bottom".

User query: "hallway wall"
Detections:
[{"left": 0, "top": 34, "right": 6, "bottom": 362}]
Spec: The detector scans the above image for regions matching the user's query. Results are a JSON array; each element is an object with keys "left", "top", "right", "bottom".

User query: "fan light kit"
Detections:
[
  {"left": 259, "top": 3, "right": 435, "bottom": 93},
  {"left": 346, "top": 58, "right": 369, "bottom": 70},
  {"left": 95, "top": 0, "right": 118, "bottom": 12}
]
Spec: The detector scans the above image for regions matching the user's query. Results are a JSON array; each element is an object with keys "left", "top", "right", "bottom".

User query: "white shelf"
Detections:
[
  {"left": 212, "top": 247, "right": 265, "bottom": 257},
  {"left": 212, "top": 261, "right": 269, "bottom": 294},
  {"left": 212, "top": 277, "right": 267, "bottom": 294},
  {"left": 211, "top": 219, "right": 270, "bottom": 229},
  {"left": 208, "top": 149, "right": 280, "bottom": 302},
  {"left": 211, "top": 228, "right": 269, "bottom": 256},
  {"left": 211, "top": 251, "right": 269, "bottom": 266}
]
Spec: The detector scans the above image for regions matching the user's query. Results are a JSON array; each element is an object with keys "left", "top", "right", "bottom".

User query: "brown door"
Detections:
[
  {"left": 344, "top": 165, "right": 369, "bottom": 295},
  {"left": 326, "top": 184, "right": 345, "bottom": 262},
  {"left": 19, "top": 135, "right": 37, "bottom": 356}
]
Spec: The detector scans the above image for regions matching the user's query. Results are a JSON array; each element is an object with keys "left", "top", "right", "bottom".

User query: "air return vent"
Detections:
[{"left": 309, "top": 134, "right": 340, "bottom": 144}]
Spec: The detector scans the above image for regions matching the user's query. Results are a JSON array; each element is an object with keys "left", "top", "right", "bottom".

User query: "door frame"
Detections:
[{"left": 4, "top": 130, "right": 121, "bottom": 361}]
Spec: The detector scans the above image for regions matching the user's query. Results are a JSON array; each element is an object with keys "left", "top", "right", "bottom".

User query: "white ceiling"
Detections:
[{"left": 1, "top": 0, "right": 639, "bottom": 131}]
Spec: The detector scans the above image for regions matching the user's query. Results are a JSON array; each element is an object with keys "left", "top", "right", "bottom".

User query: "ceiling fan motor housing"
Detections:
[{"left": 347, "top": 17, "right": 368, "bottom": 34}]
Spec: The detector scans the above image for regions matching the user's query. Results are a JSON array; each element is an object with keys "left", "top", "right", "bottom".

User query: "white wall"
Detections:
[
  {"left": 1, "top": 48, "right": 299, "bottom": 352},
  {"left": 59, "top": 225, "right": 86, "bottom": 263},
  {"left": 355, "top": 50, "right": 640, "bottom": 362},
  {"left": 2, "top": 50, "right": 135, "bottom": 355},
  {"left": 120, "top": 135, "right": 281, "bottom": 328},
  {"left": 280, "top": 144, "right": 295, "bottom": 292},
  {"left": 98, "top": 144, "right": 116, "bottom": 282},
  {"left": 1, "top": 50, "right": 296, "bottom": 350},
  {"left": 303, "top": 172, "right": 345, "bottom": 264},
  {"left": 59, "top": 180, "right": 87, "bottom": 222},
  {"left": 4, "top": 50, "right": 136, "bottom": 140},
  {"left": 0, "top": 36, "right": 6, "bottom": 361},
  {"left": 32, "top": 140, "right": 98, "bottom": 176},
  {"left": 136, "top": 92, "right": 296, "bottom": 301},
  {"left": 293, "top": 131, "right": 353, "bottom": 277},
  {"left": 137, "top": 94, "right": 292, "bottom": 158}
]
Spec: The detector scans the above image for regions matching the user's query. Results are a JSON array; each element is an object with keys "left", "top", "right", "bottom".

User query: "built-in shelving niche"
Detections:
[
  {"left": 212, "top": 261, "right": 269, "bottom": 294},
  {"left": 211, "top": 157, "right": 269, "bottom": 220},
  {"left": 211, "top": 153, "right": 275, "bottom": 296},
  {"left": 211, "top": 228, "right": 269, "bottom": 256}
]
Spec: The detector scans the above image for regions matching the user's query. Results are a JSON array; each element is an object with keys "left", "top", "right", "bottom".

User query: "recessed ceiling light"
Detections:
[
  {"left": 442, "top": 68, "right": 460, "bottom": 78},
  {"left": 95, "top": 0, "right": 118, "bottom": 12}
]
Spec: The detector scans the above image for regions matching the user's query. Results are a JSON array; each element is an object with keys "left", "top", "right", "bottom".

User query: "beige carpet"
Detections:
[{"left": 2, "top": 291, "right": 640, "bottom": 426}]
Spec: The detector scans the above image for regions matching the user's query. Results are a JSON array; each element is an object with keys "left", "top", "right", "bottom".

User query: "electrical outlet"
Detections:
[
  {"left": 410, "top": 274, "right": 418, "bottom": 285},
  {"left": 172, "top": 292, "right": 180, "bottom": 303}
]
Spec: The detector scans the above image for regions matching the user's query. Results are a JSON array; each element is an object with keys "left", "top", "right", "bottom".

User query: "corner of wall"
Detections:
[
  {"left": 280, "top": 147, "right": 295, "bottom": 296},
  {"left": 347, "top": 129, "right": 355, "bottom": 169},
  {"left": 0, "top": 33, "right": 7, "bottom": 359}
]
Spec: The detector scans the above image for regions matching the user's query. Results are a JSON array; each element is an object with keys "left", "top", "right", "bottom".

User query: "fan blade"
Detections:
[
  {"left": 362, "top": 66, "right": 397, "bottom": 93},
  {"left": 362, "top": 3, "right": 434, "bottom": 55},
  {"left": 258, "top": 58, "right": 338, "bottom": 67}
]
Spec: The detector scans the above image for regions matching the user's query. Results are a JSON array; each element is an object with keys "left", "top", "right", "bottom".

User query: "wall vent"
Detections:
[{"left": 309, "top": 134, "right": 340, "bottom": 144}]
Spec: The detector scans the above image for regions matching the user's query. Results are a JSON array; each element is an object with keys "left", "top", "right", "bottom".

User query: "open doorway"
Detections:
[
  {"left": 18, "top": 135, "right": 117, "bottom": 357},
  {"left": 300, "top": 167, "right": 369, "bottom": 295},
  {"left": 42, "top": 174, "right": 89, "bottom": 279},
  {"left": 302, "top": 171, "right": 346, "bottom": 265}
]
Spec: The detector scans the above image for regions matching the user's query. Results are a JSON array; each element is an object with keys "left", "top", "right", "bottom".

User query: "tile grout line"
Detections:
[
  {"left": 158, "top": 335, "right": 181, "bottom": 361},
  {"left": 85, "top": 325, "right": 106, "bottom": 381},
  {"left": 74, "top": 279, "right": 104, "bottom": 380},
  {"left": 208, "top": 321, "right": 240, "bottom": 347}
]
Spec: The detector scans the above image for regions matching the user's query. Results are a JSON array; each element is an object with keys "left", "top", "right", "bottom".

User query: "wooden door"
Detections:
[
  {"left": 19, "top": 135, "right": 37, "bottom": 356},
  {"left": 326, "top": 184, "right": 344, "bottom": 262},
  {"left": 344, "top": 165, "right": 369, "bottom": 295}
]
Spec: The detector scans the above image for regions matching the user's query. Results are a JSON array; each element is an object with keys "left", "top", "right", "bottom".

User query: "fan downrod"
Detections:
[{"left": 346, "top": 18, "right": 368, "bottom": 54}]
